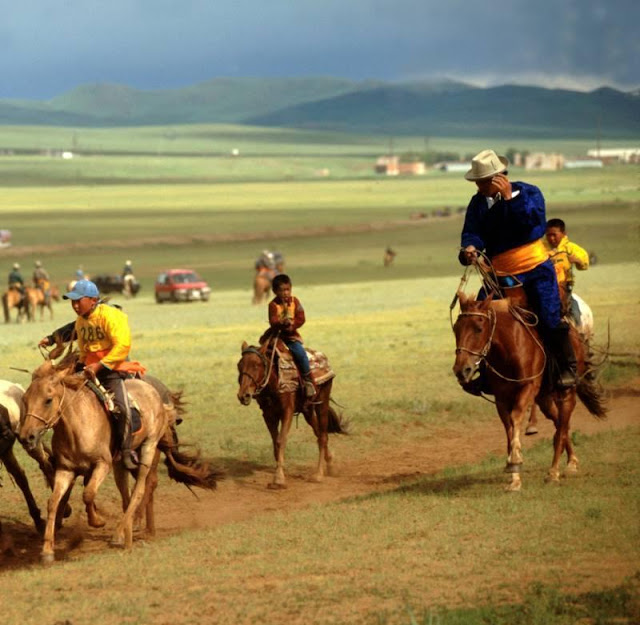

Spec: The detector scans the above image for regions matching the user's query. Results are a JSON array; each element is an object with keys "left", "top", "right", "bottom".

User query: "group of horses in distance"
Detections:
[{"left": 2, "top": 285, "right": 60, "bottom": 324}]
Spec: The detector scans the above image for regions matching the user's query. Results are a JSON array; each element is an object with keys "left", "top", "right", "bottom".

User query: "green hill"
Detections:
[{"left": 0, "top": 77, "right": 638, "bottom": 138}]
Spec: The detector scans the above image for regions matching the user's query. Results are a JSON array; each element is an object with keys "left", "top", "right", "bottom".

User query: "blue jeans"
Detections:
[{"left": 284, "top": 340, "right": 311, "bottom": 376}]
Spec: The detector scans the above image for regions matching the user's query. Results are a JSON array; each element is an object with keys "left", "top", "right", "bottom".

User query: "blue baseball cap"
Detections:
[{"left": 63, "top": 279, "right": 100, "bottom": 300}]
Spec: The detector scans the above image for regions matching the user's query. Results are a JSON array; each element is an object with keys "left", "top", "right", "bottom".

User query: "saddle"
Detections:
[
  {"left": 270, "top": 340, "right": 335, "bottom": 394},
  {"left": 86, "top": 380, "right": 142, "bottom": 433}
]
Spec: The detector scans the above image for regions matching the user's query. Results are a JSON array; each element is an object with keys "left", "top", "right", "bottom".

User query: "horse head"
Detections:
[
  {"left": 452, "top": 291, "right": 496, "bottom": 386},
  {"left": 237, "top": 341, "right": 269, "bottom": 405},
  {"left": 19, "top": 360, "right": 75, "bottom": 450}
]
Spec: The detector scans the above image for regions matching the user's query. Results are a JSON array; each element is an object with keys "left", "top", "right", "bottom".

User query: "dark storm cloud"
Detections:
[{"left": 1, "top": 0, "right": 637, "bottom": 99}]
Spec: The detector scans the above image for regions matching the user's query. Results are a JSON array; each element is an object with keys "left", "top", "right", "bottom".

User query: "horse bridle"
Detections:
[
  {"left": 454, "top": 308, "right": 497, "bottom": 364},
  {"left": 24, "top": 381, "right": 69, "bottom": 432},
  {"left": 240, "top": 347, "right": 273, "bottom": 396},
  {"left": 455, "top": 307, "right": 545, "bottom": 383}
]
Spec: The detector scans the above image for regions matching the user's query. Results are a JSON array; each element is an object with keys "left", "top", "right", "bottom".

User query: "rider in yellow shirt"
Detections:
[
  {"left": 38, "top": 280, "right": 144, "bottom": 469},
  {"left": 544, "top": 218, "right": 589, "bottom": 323}
]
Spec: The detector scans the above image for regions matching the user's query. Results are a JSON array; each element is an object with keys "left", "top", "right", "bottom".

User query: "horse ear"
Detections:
[
  {"left": 482, "top": 292, "right": 495, "bottom": 307},
  {"left": 241, "top": 341, "right": 248, "bottom": 351}
]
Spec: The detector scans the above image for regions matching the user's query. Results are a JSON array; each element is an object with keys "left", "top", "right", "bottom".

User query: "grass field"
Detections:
[{"left": 0, "top": 126, "right": 638, "bottom": 624}]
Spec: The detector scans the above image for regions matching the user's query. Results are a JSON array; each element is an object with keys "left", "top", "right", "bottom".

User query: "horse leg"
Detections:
[
  {"left": 142, "top": 449, "right": 161, "bottom": 537},
  {"left": 310, "top": 389, "right": 332, "bottom": 482},
  {"left": 82, "top": 460, "right": 111, "bottom": 528},
  {"left": 271, "top": 399, "right": 295, "bottom": 489},
  {"left": 547, "top": 389, "right": 578, "bottom": 483},
  {"left": 2, "top": 447, "right": 45, "bottom": 534},
  {"left": 42, "top": 469, "right": 75, "bottom": 564},
  {"left": 525, "top": 403, "right": 539, "bottom": 435},
  {"left": 113, "top": 462, "right": 131, "bottom": 512},
  {"left": 112, "top": 442, "right": 155, "bottom": 549}
]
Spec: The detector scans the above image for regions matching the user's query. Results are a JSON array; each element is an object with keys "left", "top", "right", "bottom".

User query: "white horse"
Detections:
[
  {"left": 0, "top": 381, "right": 54, "bottom": 533},
  {"left": 525, "top": 293, "right": 594, "bottom": 435}
]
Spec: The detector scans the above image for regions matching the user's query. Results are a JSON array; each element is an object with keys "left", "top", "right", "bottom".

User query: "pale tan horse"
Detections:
[
  {"left": 19, "top": 356, "right": 220, "bottom": 562},
  {"left": 252, "top": 270, "right": 274, "bottom": 305},
  {"left": 24, "top": 285, "right": 59, "bottom": 322},
  {"left": 2, "top": 289, "right": 30, "bottom": 323}
]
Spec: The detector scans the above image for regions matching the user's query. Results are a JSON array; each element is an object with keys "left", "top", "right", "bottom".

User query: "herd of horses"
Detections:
[{"left": 0, "top": 261, "right": 609, "bottom": 563}]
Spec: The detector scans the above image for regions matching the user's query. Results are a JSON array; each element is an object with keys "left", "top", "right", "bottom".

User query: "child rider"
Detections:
[{"left": 261, "top": 274, "right": 316, "bottom": 398}]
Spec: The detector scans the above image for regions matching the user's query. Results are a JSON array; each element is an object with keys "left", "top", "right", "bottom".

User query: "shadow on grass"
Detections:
[{"left": 393, "top": 574, "right": 640, "bottom": 624}]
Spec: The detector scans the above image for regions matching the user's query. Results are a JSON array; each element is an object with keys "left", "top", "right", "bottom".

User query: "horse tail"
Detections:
[
  {"left": 158, "top": 433, "right": 223, "bottom": 490},
  {"left": 327, "top": 402, "right": 349, "bottom": 434},
  {"left": 576, "top": 376, "right": 608, "bottom": 420}
]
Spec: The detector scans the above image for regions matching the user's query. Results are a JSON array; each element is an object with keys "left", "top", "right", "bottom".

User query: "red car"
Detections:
[{"left": 154, "top": 269, "right": 211, "bottom": 303}]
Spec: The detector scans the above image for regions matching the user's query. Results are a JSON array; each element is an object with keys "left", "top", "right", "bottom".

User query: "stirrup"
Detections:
[{"left": 120, "top": 449, "right": 139, "bottom": 470}]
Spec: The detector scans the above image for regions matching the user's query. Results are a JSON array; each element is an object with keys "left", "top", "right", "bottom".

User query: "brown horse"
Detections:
[
  {"left": 2, "top": 288, "right": 30, "bottom": 323},
  {"left": 18, "top": 356, "right": 221, "bottom": 562},
  {"left": 452, "top": 291, "right": 606, "bottom": 491},
  {"left": 237, "top": 340, "right": 347, "bottom": 488},
  {"left": 252, "top": 270, "right": 274, "bottom": 305}
]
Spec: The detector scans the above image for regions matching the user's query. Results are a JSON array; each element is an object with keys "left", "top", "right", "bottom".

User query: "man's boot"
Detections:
[
  {"left": 549, "top": 323, "right": 577, "bottom": 389},
  {"left": 303, "top": 373, "right": 316, "bottom": 398}
]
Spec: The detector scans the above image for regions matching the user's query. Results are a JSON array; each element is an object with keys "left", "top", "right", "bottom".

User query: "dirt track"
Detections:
[{"left": 1, "top": 386, "right": 638, "bottom": 569}]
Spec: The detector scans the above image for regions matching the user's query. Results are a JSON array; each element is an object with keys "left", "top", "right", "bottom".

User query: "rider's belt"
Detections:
[{"left": 492, "top": 239, "right": 547, "bottom": 275}]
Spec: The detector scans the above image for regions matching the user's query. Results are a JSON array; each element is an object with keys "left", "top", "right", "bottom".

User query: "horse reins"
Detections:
[
  {"left": 240, "top": 346, "right": 273, "bottom": 396},
  {"left": 455, "top": 307, "right": 546, "bottom": 384}
]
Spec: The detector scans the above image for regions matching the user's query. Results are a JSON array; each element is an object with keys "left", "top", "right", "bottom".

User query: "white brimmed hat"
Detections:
[{"left": 465, "top": 149, "right": 509, "bottom": 181}]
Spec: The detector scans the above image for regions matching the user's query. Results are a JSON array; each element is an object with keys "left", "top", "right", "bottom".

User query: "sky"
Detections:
[{"left": 1, "top": 0, "right": 638, "bottom": 100}]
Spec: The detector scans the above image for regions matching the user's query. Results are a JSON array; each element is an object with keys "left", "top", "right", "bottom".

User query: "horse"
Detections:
[
  {"left": 383, "top": 247, "right": 397, "bottom": 267},
  {"left": 452, "top": 291, "right": 607, "bottom": 491},
  {"left": 237, "top": 340, "right": 348, "bottom": 488},
  {"left": 24, "top": 286, "right": 58, "bottom": 322},
  {"left": 252, "top": 269, "right": 274, "bottom": 305},
  {"left": 18, "top": 355, "right": 221, "bottom": 562},
  {"left": 2, "top": 288, "right": 30, "bottom": 323},
  {"left": 0, "top": 381, "right": 53, "bottom": 534},
  {"left": 525, "top": 292, "right": 594, "bottom": 435}
]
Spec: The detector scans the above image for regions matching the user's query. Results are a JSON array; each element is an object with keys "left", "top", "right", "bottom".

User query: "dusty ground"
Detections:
[{"left": 1, "top": 384, "right": 638, "bottom": 570}]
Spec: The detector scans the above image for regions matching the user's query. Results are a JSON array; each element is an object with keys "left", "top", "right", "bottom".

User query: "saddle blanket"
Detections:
[{"left": 275, "top": 345, "right": 336, "bottom": 394}]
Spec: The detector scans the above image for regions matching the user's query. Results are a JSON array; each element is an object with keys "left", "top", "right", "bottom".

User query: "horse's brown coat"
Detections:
[
  {"left": 237, "top": 341, "right": 346, "bottom": 488},
  {"left": 452, "top": 292, "right": 606, "bottom": 490}
]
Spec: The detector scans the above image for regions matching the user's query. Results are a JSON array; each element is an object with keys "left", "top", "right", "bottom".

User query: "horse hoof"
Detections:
[
  {"left": 545, "top": 473, "right": 561, "bottom": 484},
  {"left": 109, "top": 537, "right": 125, "bottom": 549},
  {"left": 310, "top": 475, "right": 324, "bottom": 484},
  {"left": 525, "top": 426, "right": 538, "bottom": 436},
  {"left": 267, "top": 482, "right": 286, "bottom": 490},
  {"left": 41, "top": 552, "right": 55, "bottom": 565}
]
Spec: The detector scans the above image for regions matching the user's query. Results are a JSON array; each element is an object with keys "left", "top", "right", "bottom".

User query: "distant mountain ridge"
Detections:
[{"left": 0, "top": 77, "right": 638, "bottom": 138}]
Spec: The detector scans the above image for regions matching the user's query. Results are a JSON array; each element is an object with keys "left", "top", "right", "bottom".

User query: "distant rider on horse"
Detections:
[
  {"left": 33, "top": 260, "right": 51, "bottom": 305},
  {"left": 8, "top": 262, "right": 25, "bottom": 297},
  {"left": 458, "top": 149, "right": 577, "bottom": 389}
]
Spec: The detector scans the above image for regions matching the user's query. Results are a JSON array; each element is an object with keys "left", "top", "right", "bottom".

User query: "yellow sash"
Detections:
[{"left": 492, "top": 239, "right": 548, "bottom": 275}]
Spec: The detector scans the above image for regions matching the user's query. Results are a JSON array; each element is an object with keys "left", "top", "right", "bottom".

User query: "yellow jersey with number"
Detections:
[{"left": 75, "top": 303, "right": 131, "bottom": 369}]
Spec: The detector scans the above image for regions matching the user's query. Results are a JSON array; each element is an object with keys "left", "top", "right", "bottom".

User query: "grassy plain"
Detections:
[{"left": 0, "top": 126, "right": 638, "bottom": 624}]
